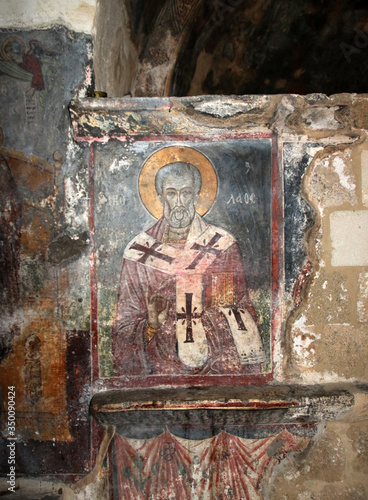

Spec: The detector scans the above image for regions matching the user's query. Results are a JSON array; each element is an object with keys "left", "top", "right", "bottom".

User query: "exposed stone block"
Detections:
[
  {"left": 330, "top": 211, "right": 368, "bottom": 266},
  {"left": 350, "top": 100, "right": 368, "bottom": 130}
]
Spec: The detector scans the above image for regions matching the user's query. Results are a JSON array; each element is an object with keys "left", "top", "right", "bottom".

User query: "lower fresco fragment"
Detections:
[{"left": 114, "top": 430, "right": 310, "bottom": 499}]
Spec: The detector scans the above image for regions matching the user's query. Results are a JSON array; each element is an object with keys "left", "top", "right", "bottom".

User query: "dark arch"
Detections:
[{"left": 169, "top": 0, "right": 368, "bottom": 96}]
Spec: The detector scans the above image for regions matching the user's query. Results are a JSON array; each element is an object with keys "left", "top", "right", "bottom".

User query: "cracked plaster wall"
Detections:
[{"left": 286, "top": 133, "right": 368, "bottom": 384}]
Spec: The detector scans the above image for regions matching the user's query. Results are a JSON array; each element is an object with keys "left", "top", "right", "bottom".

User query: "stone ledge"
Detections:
[
  {"left": 89, "top": 384, "right": 363, "bottom": 439},
  {"left": 69, "top": 95, "right": 368, "bottom": 144}
]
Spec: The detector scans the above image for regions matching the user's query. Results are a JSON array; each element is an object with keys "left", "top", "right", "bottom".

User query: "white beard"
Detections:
[{"left": 164, "top": 201, "right": 195, "bottom": 229}]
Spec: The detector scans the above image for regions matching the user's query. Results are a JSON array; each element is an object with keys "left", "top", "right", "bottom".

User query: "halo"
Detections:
[
  {"left": 139, "top": 146, "right": 217, "bottom": 219},
  {"left": 1, "top": 36, "right": 26, "bottom": 61}
]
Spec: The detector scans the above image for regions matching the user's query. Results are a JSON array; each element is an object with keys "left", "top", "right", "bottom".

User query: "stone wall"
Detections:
[
  {"left": 69, "top": 94, "right": 368, "bottom": 498},
  {"left": 2, "top": 91, "right": 368, "bottom": 499}
]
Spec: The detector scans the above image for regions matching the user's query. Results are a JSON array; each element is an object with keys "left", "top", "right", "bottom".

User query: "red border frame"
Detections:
[
  {"left": 89, "top": 146, "right": 100, "bottom": 382},
  {"left": 88, "top": 131, "right": 281, "bottom": 391}
]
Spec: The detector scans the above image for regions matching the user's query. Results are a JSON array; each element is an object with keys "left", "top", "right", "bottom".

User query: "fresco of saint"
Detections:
[
  {"left": 0, "top": 36, "right": 57, "bottom": 94},
  {"left": 112, "top": 148, "right": 265, "bottom": 376}
]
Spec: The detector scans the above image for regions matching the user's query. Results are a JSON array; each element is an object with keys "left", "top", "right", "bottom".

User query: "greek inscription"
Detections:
[
  {"left": 25, "top": 93, "right": 36, "bottom": 126},
  {"left": 226, "top": 192, "right": 257, "bottom": 205}
]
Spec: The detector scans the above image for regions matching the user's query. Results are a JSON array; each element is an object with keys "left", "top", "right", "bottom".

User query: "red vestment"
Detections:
[
  {"left": 112, "top": 215, "right": 265, "bottom": 376},
  {"left": 20, "top": 53, "right": 44, "bottom": 90}
]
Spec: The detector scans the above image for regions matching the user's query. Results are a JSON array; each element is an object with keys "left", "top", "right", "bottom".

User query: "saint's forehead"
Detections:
[{"left": 162, "top": 172, "right": 194, "bottom": 190}]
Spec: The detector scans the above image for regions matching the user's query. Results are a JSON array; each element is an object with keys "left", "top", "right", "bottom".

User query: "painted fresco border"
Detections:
[{"left": 86, "top": 130, "right": 282, "bottom": 391}]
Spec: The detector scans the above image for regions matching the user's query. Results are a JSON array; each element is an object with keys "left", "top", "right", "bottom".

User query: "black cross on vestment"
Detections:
[
  {"left": 176, "top": 293, "right": 201, "bottom": 343},
  {"left": 185, "top": 232, "right": 223, "bottom": 270},
  {"left": 228, "top": 308, "right": 248, "bottom": 331},
  {"left": 130, "top": 241, "right": 174, "bottom": 264}
]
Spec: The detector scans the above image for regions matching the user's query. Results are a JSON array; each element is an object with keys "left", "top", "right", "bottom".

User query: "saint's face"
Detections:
[
  {"left": 5, "top": 42, "right": 23, "bottom": 63},
  {"left": 160, "top": 172, "right": 197, "bottom": 229}
]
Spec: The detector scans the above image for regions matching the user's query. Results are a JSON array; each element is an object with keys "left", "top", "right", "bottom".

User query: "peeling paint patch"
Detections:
[
  {"left": 332, "top": 155, "right": 355, "bottom": 191},
  {"left": 301, "top": 106, "right": 342, "bottom": 130},
  {"left": 361, "top": 150, "right": 368, "bottom": 208},
  {"left": 64, "top": 173, "right": 89, "bottom": 230},
  {"left": 292, "top": 315, "right": 320, "bottom": 368},
  {"left": 358, "top": 272, "right": 368, "bottom": 322},
  {"left": 192, "top": 96, "right": 271, "bottom": 118}
]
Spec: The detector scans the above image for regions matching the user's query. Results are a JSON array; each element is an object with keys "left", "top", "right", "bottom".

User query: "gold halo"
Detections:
[
  {"left": 139, "top": 146, "right": 217, "bottom": 219},
  {"left": 1, "top": 36, "right": 26, "bottom": 61}
]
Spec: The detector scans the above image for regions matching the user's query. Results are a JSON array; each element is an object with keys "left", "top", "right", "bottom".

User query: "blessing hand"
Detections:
[{"left": 146, "top": 290, "right": 170, "bottom": 330}]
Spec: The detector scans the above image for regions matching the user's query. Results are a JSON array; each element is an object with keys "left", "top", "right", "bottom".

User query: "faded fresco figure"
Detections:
[
  {"left": 112, "top": 162, "right": 265, "bottom": 376},
  {"left": 0, "top": 36, "right": 58, "bottom": 97}
]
